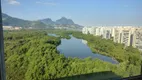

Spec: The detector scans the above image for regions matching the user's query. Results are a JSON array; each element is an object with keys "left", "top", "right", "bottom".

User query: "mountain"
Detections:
[
  {"left": 40, "top": 17, "right": 83, "bottom": 29},
  {"left": 40, "top": 18, "right": 54, "bottom": 25},
  {"left": 30, "top": 21, "right": 47, "bottom": 29},
  {"left": 2, "top": 13, "right": 47, "bottom": 29},
  {"left": 39, "top": 18, "right": 55, "bottom": 28},
  {"left": 2, "top": 13, "right": 31, "bottom": 28},
  {"left": 2, "top": 13, "right": 83, "bottom": 29},
  {"left": 55, "top": 17, "right": 74, "bottom": 25}
]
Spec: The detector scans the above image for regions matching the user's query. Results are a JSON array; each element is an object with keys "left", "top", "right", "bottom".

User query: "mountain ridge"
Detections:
[{"left": 2, "top": 13, "right": 83, "bottom": 29}]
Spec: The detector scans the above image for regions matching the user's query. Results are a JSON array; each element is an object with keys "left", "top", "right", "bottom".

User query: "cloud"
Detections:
[
  {"left": 7, "top": 0, "right": 20, "bottom": 5},
  {"left": 36, "top": 1, "right": 57, "bottom": 6}
]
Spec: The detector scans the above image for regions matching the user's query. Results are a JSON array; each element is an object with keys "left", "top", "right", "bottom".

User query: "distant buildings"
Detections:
[
  {"left": 3, "top": 26, "right": 22, "bottom": 30},
  {"left": 3, "top": 26, "right": 13, "bottom": 30},
  {"left": 14, "top": 27, "right": 22, "bottom": 30},
  {"left": 82, "top": 26, "right": 142, "bottom": 51},
  {"left": 82, "top": 27, "right": 89, "bottom": 34}
]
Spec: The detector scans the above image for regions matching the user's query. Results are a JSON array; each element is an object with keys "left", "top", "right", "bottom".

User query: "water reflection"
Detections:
[
  {"left": 57, "top": 35, "right": 118, "bottom": 64},
  {"left": 82, "top": 40, "right": 87, "bottom": 45}
]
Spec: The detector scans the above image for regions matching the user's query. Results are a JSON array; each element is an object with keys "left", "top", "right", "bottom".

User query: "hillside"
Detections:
[{"left": 2, "top": 13, "right": 46, "bottom": 29}]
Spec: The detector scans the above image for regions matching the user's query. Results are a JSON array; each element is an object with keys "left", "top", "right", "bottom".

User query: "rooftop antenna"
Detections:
[{"left": 0, "top": 0, "right": 6, "bottom": 80}]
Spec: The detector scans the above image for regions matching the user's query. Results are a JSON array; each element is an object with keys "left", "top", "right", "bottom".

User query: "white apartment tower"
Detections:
[
  {"left": 82, "top": 27, "right": 89, "bottom": 34},
  {"left": 82, "top": 26, "right": 142, "bottom": 51},
  {"left": 113, "top": 27, "right": 122, "bottom": 43},
  {"left": 121, "top": 28, "right": 131, "bottom": 46},
  {"left": 133, "top": 28, "right": 142, "bottom": 51},
  {"left": 103, "top": 27, "right": 112, "bottom": 39}
]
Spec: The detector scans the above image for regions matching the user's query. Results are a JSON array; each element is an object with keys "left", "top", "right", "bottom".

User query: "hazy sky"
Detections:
[{"left": 1, "top": 0, "right": 142, "bottom": 26}]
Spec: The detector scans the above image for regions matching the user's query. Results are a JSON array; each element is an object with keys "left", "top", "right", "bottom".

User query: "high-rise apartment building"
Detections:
[
  {"left": 113, "top": 27, "right": 122, "bottom": 43},
  {"left": 103, "top": 27, "right": 112, "bottom": 39},
  {"left": 82, "top": 26, "right": 142, "bottom": 51},
  {"left": 82, "top": 27, "right": 89, "bottom": 34},
  {"left": 133, "top": 28, "right": 142, "bottom": 51},
  {"left": 113, "top": 27, "right": 135, "bottom": 47},
  {"left": 121, "top": 28, "right": 132, "bottom": 46}
]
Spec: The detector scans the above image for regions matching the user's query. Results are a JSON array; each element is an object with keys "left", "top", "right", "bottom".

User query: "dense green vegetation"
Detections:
[{"left": 4, "top": 30, "right": 141, "bottom": 80}]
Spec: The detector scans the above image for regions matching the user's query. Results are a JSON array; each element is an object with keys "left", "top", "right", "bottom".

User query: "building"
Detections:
[
  {"left": 82, "top": 26, "right": 142, "bottom": 51},
  {"left": 82, "top": 27, "right": 89, "bottom": 34},
  {"left": 14, "top": 27, "right": 22, "bottom": 30},
  {"left": 113, "top": 27, "right": 135, "bottom": 46},
  {"left": 102, "top": 27, "right": 112, "bottom": 39},
  {"left": 82, "top": 27, "right": 97, "bottom": 35},
  {"left": 3, "top": 26, "right": 22, "bottom": 30},
  {"left": 121, "top": 28, "right": 132, "bottom": 46},
  {"left": 3, "top": 26, "right": 14, "bottom": 30},
  {"left": 113, "top": 27, "right": 122, "bottom": 43},
  {"left": 95, "top": 27, "right": 104, "bottom": 36},
  {"left": 133, "top": 28, "right": 142, "bottom": 51}
]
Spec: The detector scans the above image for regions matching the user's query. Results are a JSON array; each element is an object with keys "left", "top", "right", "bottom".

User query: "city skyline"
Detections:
[
  {"left": 82, "top": 26, "right": 142, "bottom": 51},
  {"left": 1, "top": 0, "right": 142, "bottom": 26}
]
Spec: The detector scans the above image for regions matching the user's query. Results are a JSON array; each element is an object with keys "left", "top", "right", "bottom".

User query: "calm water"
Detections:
[{"left": 57, "top": 35, "right": 118, "bottom": 64}]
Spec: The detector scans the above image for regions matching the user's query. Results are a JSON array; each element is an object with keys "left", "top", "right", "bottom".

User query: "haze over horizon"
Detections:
[{"left": 1, "top": 0, "right": 142, "bottom": 26}]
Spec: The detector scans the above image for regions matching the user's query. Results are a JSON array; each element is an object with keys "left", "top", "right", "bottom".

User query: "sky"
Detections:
[{"left": 1, "top": 0, "right": 142, "bottom": 26}]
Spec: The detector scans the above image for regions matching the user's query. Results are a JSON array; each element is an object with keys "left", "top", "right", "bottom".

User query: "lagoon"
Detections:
[{"left": 57, "top": 35, "right": 118, "bottom": 64}]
